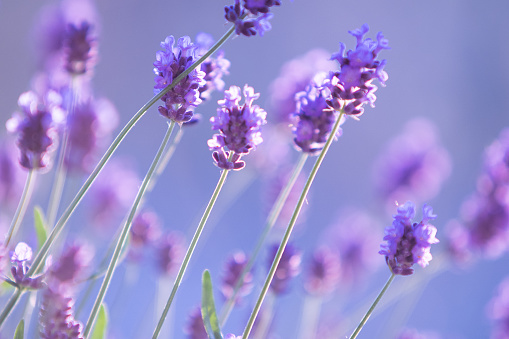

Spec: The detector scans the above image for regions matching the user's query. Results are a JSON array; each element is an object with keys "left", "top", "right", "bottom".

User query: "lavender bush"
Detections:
[{"left": 0, "top": 0, "right": 508, "bottom": 338}]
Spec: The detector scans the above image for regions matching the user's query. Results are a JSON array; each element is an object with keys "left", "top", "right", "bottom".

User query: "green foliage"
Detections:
[{"left": 201, "top": 270, "right": 223, "bottom": 339}]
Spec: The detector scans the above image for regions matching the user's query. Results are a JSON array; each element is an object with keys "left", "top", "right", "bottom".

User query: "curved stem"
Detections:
[
  {"left": 242, "top": 111, "right": 344, "bottom": 339},
  {"left": 218, "top": 153, "right": 308, "bottom": 326},
  {"left": 5, "top": 170, "right": 36, "bottom": 247},
  {"left": 152, "top": 166, "right": 231, "bottom": 339},
  {"left": 83, "top": 121, "right": 176, "bottom": 337},
  {"left": 349, "top": 273, "right": 396, "bottom": 339}
]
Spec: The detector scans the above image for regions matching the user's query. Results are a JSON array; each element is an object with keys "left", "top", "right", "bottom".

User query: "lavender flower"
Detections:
[
  {"left": 487, "top": 276, "right": 509, "bottom": 339},
  {"left": 268, "top": 49, "right": 336, "bottom": 124},
  {"left": 10, "top": 242, "right": 44, "bottom": 289},
  {"left": 224, "top": 0, "right": 277, "bottom": 37},
  {"left": 129, "top": 209, "right": 161, "bottom": 262},
  {"left": 184, "top": 306, "right": 208, "bottom": 339},
  {"left": 373, "top": 118, "right": 452, "bottom": 208},
  {"left": 221, "top": 251, "right": 253, "bottom": 303},
  {"left": 65, "top": 98, "right": 119, "bottom": 173},
  {"left": 194, "top": 33, "right": 230, "bottom": 102},
  {"left": 208, "top": 85, "right": 267, "bottom": 170},
  {"left": 327, "top": 24, "right": 389, "bottom": 117},
  {"left": 379, "top": 202, "right": 439, "bottom": 275},
  {"left": 267, "top": 243, "right": 301, "bottom": 294},
  {"left": 64, "top": 21, "right": 96, "bottom": 75},
  {"left": 292, "top": 72, "right": 344, "bottom": 155},
  {"left": 6, "top": 90, "right": 64, "bottom": 170},
  {"left": 304, "top": 247, "right": 340, "bottom": 296},
  {"left": 153, "top": 35, "right": 206, "bottom": 123},
  {"left": 157, "top": 232, "right": 184, "bottom": 276},
  {"left": 48, "top": 243, "right": 91, "bottom": 288},
  {"left": 40, "top": 287, "right": 83, "bottom": 339}
]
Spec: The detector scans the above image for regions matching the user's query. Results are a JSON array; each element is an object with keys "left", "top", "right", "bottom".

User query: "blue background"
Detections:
[{"left": 1, "top": 0, "right": 509, "bottom": 338}]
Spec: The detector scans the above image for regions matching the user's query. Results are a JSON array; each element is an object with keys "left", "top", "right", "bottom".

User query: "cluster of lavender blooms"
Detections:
[
  {"left": 379, "top": 202, "right": 439, "bottom": 275},
  {"left": 224, "top": 0, "right": 280, "bottom": 37},
  {"left": 446, "top": 128, "right": 509, "bottom": 261}
]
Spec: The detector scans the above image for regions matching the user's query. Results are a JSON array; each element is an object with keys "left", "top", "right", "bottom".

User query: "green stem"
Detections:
[
  {"left": 5, "top": 170, "right": 36, "bottom": 247},
  {"left": 242, "top": 111, "right": 344, "bottom": 339},
  {"left": 83, "top": 121, "right": 176, "bottom": 337},
  {"left": 349, "top": 273, "right": 396, "bottom": 339},
  {"left": 218, "top": 153, "right": 308, "bottom": 326},
  {"left": 152, "top": 166, "right": 231, "bottom": 339},
  {"left": 0, "top": 288, "right": 23, "bottom": 327}
]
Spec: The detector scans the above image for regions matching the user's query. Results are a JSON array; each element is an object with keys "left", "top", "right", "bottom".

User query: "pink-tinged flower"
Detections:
[
  {"left": 379, "top": 202, "right": 439, "bottom": 275},
  {"left": 40, "top": 287, "right": 83, "bottom": 339},
  {"left": 48, "top": 243, "right": 92, "bottom": 289},
  {"left": 373, "top": 118, "right": 452, "bottom": 208},
  {"left": 157, "top": 232, "right": 184, "bottom": 276}
]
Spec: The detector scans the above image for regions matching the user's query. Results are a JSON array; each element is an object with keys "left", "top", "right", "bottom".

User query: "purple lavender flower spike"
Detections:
[
  {"left": 64, "top": 21, "right": 96, "bottom": 75},
  {"left": 184, "top": 306, "right": 208, "bottom": 339},
  {"left": 224, "top": 0, "right": 279, "bottom": 37},
  {"left": 6, "top": 90, "right": 64, "bottom": 170},
  {"left": 208, "top": 84, "right": 267, "bottom": 170},
  {"left": 40, "top": 287, "right": 84, "bottom": 339},
  {"left": 267, "top": 243, "right": 301, "bottom": 294},
  {"left": 48, "top": 243, "right": 91, "bottom": 288},
  {"left": 10, "top": 242, "right": 45, "bottom": 289},
  {"left": 221, "top": 251, "right": 253, "bottom": 303},
  {"left": 194, "top": 33, "right": 230, "bottom": 102},
  {"left": 327, "top": 24, "right": 389, "bottom": 117},
  {"left": 153, "top": 35, "right": 206, "bottom": 124},
  {"left": 379, "top": 202, "right": 439, "bottom": 275},
  {"left": 65, "top": 98, "right": 119, "bottom": 173},
  {"left": 157, "top": 232, "right": 184, "bottom": 276},
  {"left": 373, "top": 118, "right": 452, "bottom": 209},
  {"left": 487, "top": 276, "right": 509, "bottom": 339},
  {"left": 292, "top": 72, "right": 345, "bottom": 155},
  {"left": 269, "top": 49, "right": 336, "bottom": 124},
  {"left": 305, "top": 247, "right": 340, "bottom": 296}
]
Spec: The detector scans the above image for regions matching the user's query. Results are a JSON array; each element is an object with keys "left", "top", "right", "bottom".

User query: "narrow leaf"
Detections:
[
  {"left": 90, "top": 303, "right": 108, "bottom": 339},
  {"left": 14, "top": 319, "right": 24, "bottom": 339},
  {"left": 201, "top": 270, "right": 223, "bottom": 339},
  {"left": 34, "top": 206, "right": 48, "bottom": 250}
]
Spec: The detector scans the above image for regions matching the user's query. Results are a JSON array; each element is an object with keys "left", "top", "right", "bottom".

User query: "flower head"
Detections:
[
  {"left": 48, "top": 243, "right": 91, "bottom": 289},
  {"left": 64, "top": 21, "right": 96, "bottom": 75},
  {"left": 153, "top": 35, "right": 206, "bottom": 123},
  {"left": 10, "top": 242, "right": 45, "bottom": 289},
  {"left": 379, "top": 202, "right": 439, "bottom": 275},
  {"left": 6, "top": 90, "right": 64, "bottom": 170},
  {"left": 157, "top": 232, "right": 184, "bottom": 276},
  {"left": 184, "top": 306, "right": 208, "bottom": 339},
  {"left": 292, "top": 72, "right": 345, "bottom": 155},
  {"left": 40, "top": 287, "right": 83, "bottom": 339},
  {"left": 208, "top": 85, "right": 267, "bottom": 170},
  {"left": 221, "top": 251, "right": 253, "bottom": 303},
  {"left": 304, "top": 247, "right": 341, "bottom": 296},
  {"left": 327, "top": 24, "right": 389, "bottom": 117},
  {"left": 224, "top": 0, "right": 278, "bottom": 37}
]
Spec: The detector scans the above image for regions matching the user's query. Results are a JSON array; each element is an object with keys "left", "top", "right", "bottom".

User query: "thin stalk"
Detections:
[
  {"left": 348, "top": 273, "right": 396, "bottom": 339},
  {"left": 0, "top": 288, "right": 23, "bottom": 327},
  {"left": 46, "top": 77, "right": 78, "bottom": 227},
  {"left": 5, "top": 170, "right": 36, "bottom": 247},
  {"left": 242, "top": 111, "right": 345, "bottom": 339},
  {"left": 83, "top": 121, "right": 176, "bottom": 337},
  {"left": 152, "top": 165, "right": 231, "bottom": 339},
  {"left": 218, "top": 153, "right": 308, "bottom": 326}
]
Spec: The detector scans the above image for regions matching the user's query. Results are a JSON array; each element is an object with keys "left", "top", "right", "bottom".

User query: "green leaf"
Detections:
[
  {"left": 90, "top": 303, "right": 108, "bottom": 339},
  {"left": 201, "top": 270, "right": 223, "bottom": 339},
  {"left": 34, "top": 206, "right": 48, "bottom": 250},
  {"left": 14, "top": 319, "right": 24, "bottom": 339}
]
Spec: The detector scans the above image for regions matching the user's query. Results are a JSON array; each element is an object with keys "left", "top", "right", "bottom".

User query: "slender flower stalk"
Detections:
[
  {"left": 83, "top": 121, "right": 176, "bottom": 337},
  {"left": 0, "top": 23, "right": 239, "bottom": 329},
  {"left": 5, "top": 170, "right": 36, "bottom": 247},
  {"left": 242, "top": 110, "right": 345, "bottom": 339},
  {"left": 152, "top": 165, "right": 231, "bottom": 339},
  {"left": 219, "top": 152, "right": 308, "bottom": 325},
  {"left": 349, "top": 273, "right": 396, "bottom": 339}
]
